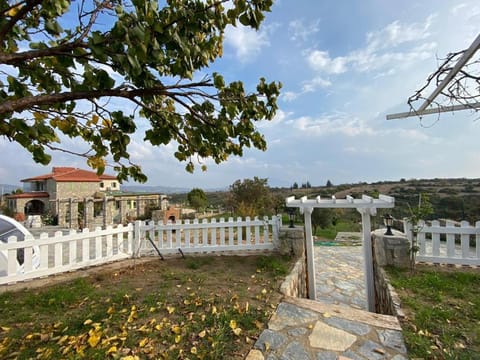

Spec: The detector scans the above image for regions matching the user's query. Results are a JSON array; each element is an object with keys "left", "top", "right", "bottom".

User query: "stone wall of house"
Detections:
[
  {"left": 55, "top": 182, "right": 99, "bottom": 200},
  {"left": 372, "top": 229, "right": 409, "bottom": 316}
]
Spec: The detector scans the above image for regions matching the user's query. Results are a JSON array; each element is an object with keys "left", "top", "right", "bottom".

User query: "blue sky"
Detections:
[{"left": 1, "top": 0, "right": 480, "bottom": 189}]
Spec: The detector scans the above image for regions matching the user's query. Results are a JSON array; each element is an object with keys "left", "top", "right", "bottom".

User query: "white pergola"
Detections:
[{"left": 286, "top": 194, "right": 395, "bottom": 312}]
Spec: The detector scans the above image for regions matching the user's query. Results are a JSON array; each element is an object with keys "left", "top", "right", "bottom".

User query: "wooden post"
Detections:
[
  {"left": 303, "top": 207, "right": 316, "bottom": 300},
  {"left": 358, "top": 208, "right": 375, "bottom": 312}
]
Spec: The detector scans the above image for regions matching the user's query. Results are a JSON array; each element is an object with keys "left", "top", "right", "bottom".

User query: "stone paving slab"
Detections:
[
  {"left": 246, "top": 244, "right": 408, "bottom": 359},
  {"left": 314, "top": 246, "right": 366, "bottom": 309},
  {"left": 247, "top": 297, "right": 407, "bottom": 360}
]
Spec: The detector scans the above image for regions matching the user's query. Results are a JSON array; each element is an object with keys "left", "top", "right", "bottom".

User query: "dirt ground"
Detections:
[{"left": 0, "top": 253, "right": 292, "bottom": 359}]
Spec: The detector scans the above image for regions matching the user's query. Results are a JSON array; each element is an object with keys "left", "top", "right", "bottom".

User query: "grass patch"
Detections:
[
  {"left": 386, "top": 265, "right": 480, "bottom": 360},
  {"left": 0, "top": 254, "right": 293, "bottom": 359},
  {"left": 315, "top": 220, "right": 361, "bottom": 240}
]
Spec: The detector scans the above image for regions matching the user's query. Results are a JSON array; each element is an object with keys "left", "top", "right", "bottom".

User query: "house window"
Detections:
[
  {"left": 100, "top": 182, "right": 104, "bottom": 189},
  {"left": 33, "top": 181, "right": 45, "bottom": 191},
  {"left": 112, "top": 182, "right": 117, "bottom": 188}
]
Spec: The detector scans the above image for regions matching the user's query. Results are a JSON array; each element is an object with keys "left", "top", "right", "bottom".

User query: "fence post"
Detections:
[
  {"left": 133, "top": 220, "right": 142, "bottom": 257},
  {"left": 272, "top": 215, "right": 279, "bottom": 248}
]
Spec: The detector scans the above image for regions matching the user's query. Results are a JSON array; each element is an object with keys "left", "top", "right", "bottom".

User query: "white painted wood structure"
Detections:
[
  {"left": 135, "top": 216, "right": 280, "bottom": 256},
  {"left": 387, "top": 33, "right": 480, "bottom": 120},
  {"left": 286, "top": 194, "right": 395, "bottom": 312},
  {"left": 403, "top": 219, "right": 480, "bottom": 266},
  {"left": 0, "top": 216, "right": 281, "bottom": 286}
]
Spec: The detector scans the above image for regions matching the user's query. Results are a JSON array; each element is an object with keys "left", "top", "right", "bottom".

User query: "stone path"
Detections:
[{"left": 246, "top": 239, "right": 408, "bottom": 360}]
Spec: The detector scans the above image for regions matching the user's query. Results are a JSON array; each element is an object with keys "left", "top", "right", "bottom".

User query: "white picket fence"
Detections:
[
  {"left": 0, "top": 224, "right": 133, "bottom": 285},
  {"left": 135, "top": 216, "right": 281, "bottom": 256},
  {"left": 403, "top": 220, "right": 480, "bottom": 266},
  {"left": 0, "top": 216, "right": 281, "bottom": 285}
]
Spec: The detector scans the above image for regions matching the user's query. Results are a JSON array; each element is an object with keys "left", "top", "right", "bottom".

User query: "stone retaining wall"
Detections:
[
  {"left": 372, "top": 229, "right": 409, "bottom": 317},
  {"left": 374, "top": 266, "right": 405, "bottom": 318},
  {"left": 278, "top": 226, "right": 307, "bottom": 298},
  {"left": 279, "top": 257, "right": 307, "bottom": 298}
]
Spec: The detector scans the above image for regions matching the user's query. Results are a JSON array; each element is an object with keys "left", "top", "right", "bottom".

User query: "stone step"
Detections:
[{"left": 247, "top": 296, "right": 407, "bottom": 360}]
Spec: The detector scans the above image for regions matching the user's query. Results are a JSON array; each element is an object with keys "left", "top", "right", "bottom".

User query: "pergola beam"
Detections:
[
  {"left": 417, "top": 33, "right": 480, "bottom": 113},
  {"left": 386, "top": 102, "right": 480, "bottom": 120},
  {"left": 386, "top": 33, "right": 480, "bottom": 121}
]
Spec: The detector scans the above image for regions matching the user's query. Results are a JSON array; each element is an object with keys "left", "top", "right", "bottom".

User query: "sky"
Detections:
[{"left": 1, "top": 0, "right": 480, "bottom": 190}]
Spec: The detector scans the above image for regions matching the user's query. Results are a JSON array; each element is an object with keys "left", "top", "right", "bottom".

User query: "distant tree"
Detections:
[
  {"left": 292, "top": 182, "right": 299, "bottom": 189},
  {"left": 187, "top": 188, "right": 208, "bottom": 212},
  {"left": 326, "top": 180, "right": 333, "bottom": 187},
  {"left": 272, "top": 193, "right": 286, "bottom": 214},
  {"left": 228, "top": 177, "right": 272, "bottom": 217},
  {"left": 311, "top": 208, "right": 334, "bottom": 234}
]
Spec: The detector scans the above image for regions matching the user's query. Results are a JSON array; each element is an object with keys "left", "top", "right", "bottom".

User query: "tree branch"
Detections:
[
  {"left": 0, "top": 0, "right": 42, "bottom": 46},
  {"left": 0, "top": 81, "right": 215, "bottom": 115}
]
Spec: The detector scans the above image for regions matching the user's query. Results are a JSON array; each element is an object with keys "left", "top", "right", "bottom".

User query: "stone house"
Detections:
[{"left": 6, "top": 167, "right": 168, "bottom": 228}]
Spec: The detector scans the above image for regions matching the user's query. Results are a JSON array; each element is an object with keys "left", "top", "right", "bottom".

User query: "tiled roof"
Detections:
[
  {"left": 6, "top": 192, "right": 49, "bottom": 199},
  {"left": 21, "top": 167, "right": 117, "bottom": 183}
]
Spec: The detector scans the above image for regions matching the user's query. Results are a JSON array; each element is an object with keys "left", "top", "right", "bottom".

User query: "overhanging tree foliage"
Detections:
[{"left": 0, "top": 0, "right": 281, "bottom": 182}]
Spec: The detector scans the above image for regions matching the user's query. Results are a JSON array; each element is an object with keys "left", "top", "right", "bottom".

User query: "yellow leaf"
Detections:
[
  {"left": 245, "top": 302, "right": 249, "bottom": 312},
  {"left": 83, "top": 319, "right": 93, "bottom": 325},
  {"left": 264, "top": 342, "right": 271, "bottom": 351},
  {"left": 139, "top": 338, "right": 149, "bottom": 347},
  {"left": 149, "top": 307, "right": 156, "bottom": 313},
  {"left": 184, "top": 299, "right": 191, "bottom": 305},
  {"left": 232, "top": 327, "right": 242, "bottom": 336},
  {"left": 191, "top": 346, "right": 197, "bottom": 354},
  {"left": 106, "top": 346, "right": 117, "bottom": 354},
  {"left": 57, "top": 335, "right": 68, "bottom": 345},
  {"left": 155, "top": 324, "right": 163, "bottom": 331},
  {"left": 171, "top": 325, "right": 181, "bottom": 334},
  {"left": 229, "top": 320, "right": 237, "bottom": 330},
  {"left": 167, "top": 306, "right": 175, "bottom": 314},
  {"left": 7, "top": 5, "right": 21, "bottom": 17},
  {"left": 323, "top": 312, "right": 331, "bottom": 318},
  {"left": 261, "top": 288, "right": 267, "bottom": 294},
  {"left": 107, "top": 306, "right": 115, "bottom": 314},
  {"left": 175, "top": 335, "right": 181, "bottom": 343},
  {"left": 88, "top": 333, "right": 101, "bottom": 348},
  {"left": 211, "top": 306, "right": 217, "bottom": 315},
  {"left": 198, "top": 330, "right": 206, "bottom": 338},
  {"left": 1, "top": 326, "right": 10, "bottom": 332}
]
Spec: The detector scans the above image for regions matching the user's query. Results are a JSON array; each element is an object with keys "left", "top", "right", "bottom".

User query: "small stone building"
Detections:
[{"left": 6, "top": 167, "right": 167, "bottom": 229}]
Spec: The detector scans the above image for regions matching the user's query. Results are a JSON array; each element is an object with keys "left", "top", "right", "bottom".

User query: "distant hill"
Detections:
[
  {"left": 121, "top": 185, "right": 191, "bottom": 194},
  {"left": 0, "top": 184, "right": 22, "bottom": 195}
]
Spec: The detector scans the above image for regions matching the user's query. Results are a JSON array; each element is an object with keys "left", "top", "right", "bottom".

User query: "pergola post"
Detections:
[
  {"left": 358, "top": 207, "right": 375, "bottom": 312},
  {"left": 302, "top": 206, "right": 316, "bottom": 300}
]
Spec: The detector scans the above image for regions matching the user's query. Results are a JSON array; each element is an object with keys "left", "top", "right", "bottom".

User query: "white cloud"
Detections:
[
  {"left": 305, "top": 15, "right": 437, "bottom": 76},
  {"left": 289, "top": 113, "right": 376, "bottom": 137},
  {"left": 224, "top": 25, "right": 271, "bottom": 61},
  {"left": 281, "top": 77, "right": 331, "bottom": 102},
  {"left": 257, "top": 109, "right": 291, "bottom": 128},
  {"left": 307, "top": 50, "right": 348, "bottom": 74},
  {"left": 288, "top": 19, "right": 320, "bottom": 43},
  {"left": 302, "top": 77, "right": 332, "bottom": 92}
]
